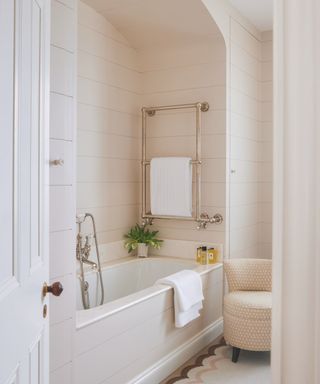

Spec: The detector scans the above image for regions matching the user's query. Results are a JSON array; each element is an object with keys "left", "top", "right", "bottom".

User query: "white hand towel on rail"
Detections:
[
  {"left": 150, "top": 157, "right": 192, "bottom": 217},
  {"left": 156, "top": 270, "right": 204, "bottom": 328}
]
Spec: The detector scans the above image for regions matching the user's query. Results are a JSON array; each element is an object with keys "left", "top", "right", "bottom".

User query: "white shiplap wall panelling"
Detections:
[
  {"left": 259, "top": 31, "right": 273, "bottom": 259},
  {"left": 229, "top": 19, "right": 273, "bottom": 260},
  {"left": 49, "top": 0, "right": 76, "bottom": 382}
]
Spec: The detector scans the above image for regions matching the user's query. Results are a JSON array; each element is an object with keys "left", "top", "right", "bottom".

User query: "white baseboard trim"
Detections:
[{"left": 129, "top": 318, "right": 223, "bottom": 384}]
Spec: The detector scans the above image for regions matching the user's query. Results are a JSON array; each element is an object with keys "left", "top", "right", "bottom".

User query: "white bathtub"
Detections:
[
  {"left": 75, "top": 257, "right": 223, "bottom": 384},
  {"left": 76, "top": 257, "right": 197, "bottom": 319}
]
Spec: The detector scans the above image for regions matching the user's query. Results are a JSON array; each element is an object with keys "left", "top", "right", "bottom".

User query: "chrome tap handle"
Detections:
[
  {"left": 85, "top": 234, "right": 94, "bottom": 246},
  {"left": 77, "top": 233, "right": 84, "bottom": 248}
]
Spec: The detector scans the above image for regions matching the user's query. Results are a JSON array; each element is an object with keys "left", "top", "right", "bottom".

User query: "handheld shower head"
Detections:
[{"left": 76, "top": 213, "right": 86, "bottom": 224}]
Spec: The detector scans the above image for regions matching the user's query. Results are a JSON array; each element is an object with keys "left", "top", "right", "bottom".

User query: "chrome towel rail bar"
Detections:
[{"left": 141, "top": 101, "right": 223, "bottom": 229}]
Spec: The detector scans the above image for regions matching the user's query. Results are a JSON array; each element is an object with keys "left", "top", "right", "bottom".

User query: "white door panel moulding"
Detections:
[{"left": 0, "top": 0, "right": 51, "bottom": 382}]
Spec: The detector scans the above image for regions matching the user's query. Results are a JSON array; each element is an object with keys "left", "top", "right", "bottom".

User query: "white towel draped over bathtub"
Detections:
[
  {"left": 156, "top": 270, "right": 204, "bottom": 328},
  {"left": 150, "top": 157, "right": 192, "bottom": 217}
]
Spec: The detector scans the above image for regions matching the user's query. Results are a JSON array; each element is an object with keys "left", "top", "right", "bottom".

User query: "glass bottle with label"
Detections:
[
  {"left": 196, "top": 247, "right": 202, "bottom": 263},
  {"left": 201, "top": 246, "right": 208, "bottom": 265},
  {"left": 208, "top": 248, "right": 219, "bottom": 264}
]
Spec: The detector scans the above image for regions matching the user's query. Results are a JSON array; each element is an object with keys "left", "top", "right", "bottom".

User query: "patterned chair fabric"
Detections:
[
  {"left": 224, "top": 258, "right": 272, "bottom": 292},
  {"left": 223, "top": 259, "right": 272, "bottom": 352}
]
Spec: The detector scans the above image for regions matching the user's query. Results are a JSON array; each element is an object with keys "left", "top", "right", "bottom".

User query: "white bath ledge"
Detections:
[
  {"left": 77, "top": 255, "right": 218, "bottom": 275},
  {"left": 76, "top": 256, "right": 222, "bottom": 330}
]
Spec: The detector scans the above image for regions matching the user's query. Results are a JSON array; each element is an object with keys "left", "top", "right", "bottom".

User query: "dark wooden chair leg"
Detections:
[{"left": 232, "top": 347, "right": 241, "bottom": 363}]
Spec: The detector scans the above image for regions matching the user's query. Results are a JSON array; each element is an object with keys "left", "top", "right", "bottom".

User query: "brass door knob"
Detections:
[{"left": 43, "top": 282, "right": 63, "bottom": 298}]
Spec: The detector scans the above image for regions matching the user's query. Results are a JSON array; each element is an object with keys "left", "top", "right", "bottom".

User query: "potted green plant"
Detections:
[{"left": 124, "top": 224, "right": 163, "bottom": 257}]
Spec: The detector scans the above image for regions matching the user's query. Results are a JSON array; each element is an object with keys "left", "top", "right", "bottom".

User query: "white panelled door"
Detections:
[{"left": 0, "top": 0, "right": 51, "bottom": 383}]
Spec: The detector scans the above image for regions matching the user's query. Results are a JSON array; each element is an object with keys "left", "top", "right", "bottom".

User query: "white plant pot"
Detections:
[{"left": 137, "top": 243, "right": 149, "bottom": 258}]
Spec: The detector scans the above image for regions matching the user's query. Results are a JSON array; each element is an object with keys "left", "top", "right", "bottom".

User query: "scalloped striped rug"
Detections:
[{"left": 165, "top": 339, "right": 271, "bottom": 384}]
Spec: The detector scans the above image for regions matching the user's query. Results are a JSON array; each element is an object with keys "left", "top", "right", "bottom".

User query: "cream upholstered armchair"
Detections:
[{"left": 223, "top": 259, "right": 272, "bottom": 363}]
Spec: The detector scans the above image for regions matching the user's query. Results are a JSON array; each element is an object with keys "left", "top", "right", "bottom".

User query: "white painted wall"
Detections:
[{"left": 49, "top": 1, "right": 77, "bottom": 383}]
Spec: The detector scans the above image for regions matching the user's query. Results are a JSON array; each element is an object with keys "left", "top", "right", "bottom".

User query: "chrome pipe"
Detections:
[
  {"left": 77, "top": 226, "right": 90, "bottom": 309},
  {"left": 195, "top": 103, "right": 201, "bottom": 221},
  {"left": 141, "top": 101, "right": 219, "bottom": 229},
  {"left": 82, "top": 258, "right": 97, "bottom": 269},
  {"left": 143, "top": 212, "right": 223, "bottom": 223},
  {"left": 142, "top": 108, "right": 147, "bottom": 219},
  {"left": 84, "top": 213, "right": 105, "bottom": 307},
  {"left": 76, "top": 213, "right": 105, "bottom": 309},
  {"left": 142, "top": 160, "right": 201, "bottom": 166},
  {"left": 143, "top": 101, "right": 209, "bottom": 115}
]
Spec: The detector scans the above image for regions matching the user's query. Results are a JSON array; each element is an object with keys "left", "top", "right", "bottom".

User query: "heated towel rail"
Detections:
[{"left": 141, "top": 102, "right": 223, "bottom": 229}]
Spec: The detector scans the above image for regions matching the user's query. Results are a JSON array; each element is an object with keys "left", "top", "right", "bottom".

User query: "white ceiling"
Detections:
[
  {"left": 228, "top": 0, "right": 273, "bottom": 31},
  {"left": 82, "top": 0, "right": 222, "bottom": 49}
]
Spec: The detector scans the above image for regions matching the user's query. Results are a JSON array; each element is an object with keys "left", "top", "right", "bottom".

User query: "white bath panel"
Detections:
[
  {"left": 74, "top": 259, "right": 223, "bottom": 384},
  {"left": 75, "top": 308, "right": 175, "bottom": 384},
  {"left": 126, "top": 319, "right": 224, "bottom": 384},
  {"left": 75, "top": 288, "right": 173, "bottom": 354}
]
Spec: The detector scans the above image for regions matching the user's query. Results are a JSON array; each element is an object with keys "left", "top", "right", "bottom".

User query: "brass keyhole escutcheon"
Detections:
[{"left": 43, "top": 304, "right": 48, "bottom": 319}]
